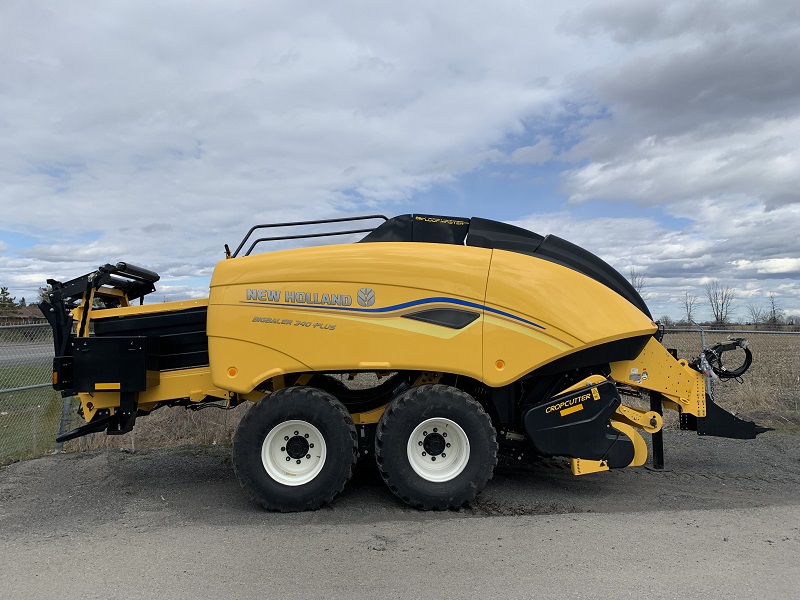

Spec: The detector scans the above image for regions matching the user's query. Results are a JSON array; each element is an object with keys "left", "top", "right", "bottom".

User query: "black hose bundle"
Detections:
[{"left": 692, "top": 338, "right": 753, "bottom": 380}]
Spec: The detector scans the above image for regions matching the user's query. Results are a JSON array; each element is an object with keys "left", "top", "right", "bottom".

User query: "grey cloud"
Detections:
[{"left": 561, "top": 0, "right": 799, "bottom": 45}]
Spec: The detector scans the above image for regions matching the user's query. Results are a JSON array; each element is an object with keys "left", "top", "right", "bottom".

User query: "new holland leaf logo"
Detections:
[{"left": 357, "top": 287, "right": 376, "bottom": 307}]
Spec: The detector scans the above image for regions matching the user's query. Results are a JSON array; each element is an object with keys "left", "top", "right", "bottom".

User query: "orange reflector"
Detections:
[
  {"left": 495, "top": 360, "right": 505, "bottom": 370},
  {"left": 228, "top": 367, "right": 238, "bottom": 377},
  {"left": 52, "top": 372, "right": 58, "bottom": 385}
]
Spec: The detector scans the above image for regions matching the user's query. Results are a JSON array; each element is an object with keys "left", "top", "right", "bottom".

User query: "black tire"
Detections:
[
  {"left": 232, "top": 386, "right": 357, "bottom": 512},
  {"left": 374, "top": 384, "right": 497, "bottom": 510}
]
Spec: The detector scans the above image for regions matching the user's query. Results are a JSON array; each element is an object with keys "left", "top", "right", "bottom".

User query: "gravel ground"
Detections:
[{"left": 1, "top": 430, "right": 799, "bottom": 599}]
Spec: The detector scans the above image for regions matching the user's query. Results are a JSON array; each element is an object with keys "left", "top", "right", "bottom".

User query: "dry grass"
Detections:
[
  {"left": 64, "top": 402, "right": 250, "bottom": 453},
  {"left": 662, "top": 331, "right": 800, "bottom": 429}
]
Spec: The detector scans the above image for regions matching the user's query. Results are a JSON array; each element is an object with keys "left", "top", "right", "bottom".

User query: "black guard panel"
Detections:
[
  {"left": 523, "top": 380, "right": 634, "bottom": 468},
  {"left": 93, "top": 306, "right": 208, "bottom": 370},
  {"left": 680, "top": 394, "right": 766, "bottom": 439},
  {"left": 359, "top": 214, "right": 470, "bottom": 245},
  {"left": 72, "top": 336, "right": 159, "bottom": 393}
]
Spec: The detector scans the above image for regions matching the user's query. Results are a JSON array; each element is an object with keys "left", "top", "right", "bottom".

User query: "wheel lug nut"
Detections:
[
  {"left": 284, "top": 436, "right": 289, "bottom": 441},
  {"left": 441, "top": 453, "right": 446, "bottom": 458},
  {"left": 304, "top": 433, "right": 309, "bottom": 438},
  {"left": 431, "top": 456, "right": 436, "bottom": 461},
  {"left": 433, "top": 427, "right": 438, "bottom": 433},
  {"left": 294, "top": 431, "right": 299, "bottom": 436},
  {"left": 423, "top": 431, "right": 427, "bottom": 436},
  {"left": 422, "top": 452, "right": 427, "bottom": 457},
  {"left": 309, "top": 443, "right": 314, "bottom": 448},
  {"left": 296, "top": 460, "right": 301, "bottom": 464},
  {"left": 446, "top": 443, "right": 451, "bottom": 448},
  {"left": 306, "top": 454, "right": 311, "bottom": 459},
  {"left": 418, "top": 441, "right": 423, "bottom": 446},
  {"left": 281, "top": 447, "right": 286, "bottom": 452},
  {"left": 443, "top": 432, "right": 447, "bottom": 437},
  {"left": 286, "top": 457, "right": 290, "bottom": 462}
]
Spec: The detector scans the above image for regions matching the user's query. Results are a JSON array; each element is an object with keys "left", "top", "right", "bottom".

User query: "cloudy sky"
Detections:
[{"left": 1, "top": 0, "right": 798, "bottom": 322}]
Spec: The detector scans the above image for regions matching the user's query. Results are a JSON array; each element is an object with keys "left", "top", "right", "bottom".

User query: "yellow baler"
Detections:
[{"left": 41, "top": 214, "right": 765, "bottom": 511}]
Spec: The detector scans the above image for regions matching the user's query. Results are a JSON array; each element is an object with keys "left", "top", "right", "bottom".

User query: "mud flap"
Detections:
[
  {"left": 680, "top": 395, "right": 772, "bottom": 439},
  {"left": 523, "top": 381, "right": 634, "bottom": 468}
]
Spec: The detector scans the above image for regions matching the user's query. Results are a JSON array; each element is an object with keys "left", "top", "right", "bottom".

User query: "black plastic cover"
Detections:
[
  {"left": 71, "top": 336, "right": 159, "bottom": 393},
  {"left": 402, "top": 308, "right": 480, "bottom": 329},
  {"left": 360, "top": 214, "right": 651, "bottom": 318},
  {"left": 359, "top": 214, "right": 470, "bottom": 245},
  {"left": 523, "top": 380, "right": 634, "bottom": 468},
  {"left": 93, "top": 306, "right": 209, "bottom": 370}
]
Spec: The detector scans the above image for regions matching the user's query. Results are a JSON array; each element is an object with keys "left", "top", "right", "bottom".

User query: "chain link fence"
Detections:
[
  {"left": 2, "top": 323, "right": 798, "bottom": 466},
  {"left": 662, "top": 328, "right": 800, "bottom": 426},
  {"left": 0, "top": 324, "right": 67, "bottom": 466}
]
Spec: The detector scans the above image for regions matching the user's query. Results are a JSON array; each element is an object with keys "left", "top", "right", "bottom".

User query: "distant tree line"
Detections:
[{"left": 628, "top": 272, "right": 795, "bottom": 330}]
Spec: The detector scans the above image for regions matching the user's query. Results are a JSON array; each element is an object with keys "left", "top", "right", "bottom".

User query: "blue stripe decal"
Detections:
[{"left": 240, "top": 296, "right": 545, "bottom": 330}]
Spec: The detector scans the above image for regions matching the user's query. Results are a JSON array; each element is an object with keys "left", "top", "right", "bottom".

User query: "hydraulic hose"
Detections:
[{"left": 692, "top": 338, "right": 753, "bottom": 380}]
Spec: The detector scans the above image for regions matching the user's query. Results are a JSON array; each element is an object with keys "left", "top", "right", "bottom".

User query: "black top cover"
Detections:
[{"left": 359, "top": 214, "right": 651, "bottom": 318}]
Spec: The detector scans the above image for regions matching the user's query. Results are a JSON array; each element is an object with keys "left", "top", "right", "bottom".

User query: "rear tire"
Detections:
[
  {"left": 375, "top": 384, "right": 497, "bottom": 510},
  {"left": 233, "top": 386, "right": 357, "bottom": 512}
]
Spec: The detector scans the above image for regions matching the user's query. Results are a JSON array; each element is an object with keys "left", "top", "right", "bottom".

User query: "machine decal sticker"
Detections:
[
  {"left": 357, "top": 288, "right": 376, "bottom": 307},
  {"left": 252, "top": 316, "right": 336, "bottom": 330},
  {"left": 240, "top": 295, "right": 546, "bottom": 330}
]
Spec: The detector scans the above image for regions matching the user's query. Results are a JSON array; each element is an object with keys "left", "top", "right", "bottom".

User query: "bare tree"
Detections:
[
  {"left": 704, "top": 280, "right": 736, "bottom": 325},
  {"left": 658, "top": 314, "right": 675, "bottom": 327},
  {"left": 682, "top": 291, "right": 698, "bottom": 324},
  {"left": 766, "top": 293, "right": 783, "bottom": 328},
  {"left": 628, "top": 268, "right": 646, "bottom": 295},
  {"left": 747, "top": 303, "right": 766, "bottom": 328}
]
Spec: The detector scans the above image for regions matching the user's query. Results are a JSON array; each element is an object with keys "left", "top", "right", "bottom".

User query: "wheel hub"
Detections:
[
  {"left": 285, "top": 435, "right": 310, "bottom": 459},
  {"left": 423, "top": 432, "right": 446, "bottom": 456}
]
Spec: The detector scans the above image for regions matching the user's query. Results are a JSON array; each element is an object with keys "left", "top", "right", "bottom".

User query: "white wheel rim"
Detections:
[
  {"left": 262, "top": 420, "right": 327, "bottom": 486},
  {"left": 406, "top": 418, "right": 470, "bottom": 482}
]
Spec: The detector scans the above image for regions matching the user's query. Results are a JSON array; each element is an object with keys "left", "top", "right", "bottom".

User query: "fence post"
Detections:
[
  {"left": 54, "top": 396, "right": 73, "bottom": 453},
  {"left": 692, "top": 320, "right": 713, "bottom": 399}
]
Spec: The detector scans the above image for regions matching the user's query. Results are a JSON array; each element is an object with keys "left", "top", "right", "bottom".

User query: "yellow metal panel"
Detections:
[
  {"left": 558, "top": 374, "right": 608, "bottom": 395},
  {"left": 609, "top": 421, "right": 648, "bottom": 467},
  {"left": 609, "top": 337, "right": 707, "bottom": 416},
  {"left": 483, "top": 250, "right": 656, "bottom": 386},
  {"left": 207, "top": 243, "right": 492, "bottom": 392},
  {"left": 77, "top": 367, "right": 230, "bottom": 422},
  {"left": 352, "top": 405, "right": 387, "bottom": 425},
  {"left": 615, "top": 404, "right": 663, "bottom": 433},
  {"left": 570, "top": 458, "right": 609, "bottom": 475}
]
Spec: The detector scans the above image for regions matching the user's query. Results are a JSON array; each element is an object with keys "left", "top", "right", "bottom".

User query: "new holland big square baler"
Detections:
[{"left": 40, "top": 214, "right": 766, "bottom": 511}]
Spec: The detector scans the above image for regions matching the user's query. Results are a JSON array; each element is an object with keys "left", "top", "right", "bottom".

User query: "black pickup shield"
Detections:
[{"left": 523, "top": 380, "right": 634, "bottom": 468}]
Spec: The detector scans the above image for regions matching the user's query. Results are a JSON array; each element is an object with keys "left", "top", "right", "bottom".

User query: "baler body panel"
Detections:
[
  {"left": 208, "top": 240, "right": 656, "bottom": 392},
  {"left": 207, "top": 243, "right": 492, "bottom": 393},
  {"left": 483, "top": 249, "right": 656, "bottom": 386}
]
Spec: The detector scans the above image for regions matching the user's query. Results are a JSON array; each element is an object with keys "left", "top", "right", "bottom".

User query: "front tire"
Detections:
[
  {"left": 375, "top": 384, "right": 497, "bottom": 510},
  {"left": 233, "top": 386, "right": 357, "bottom": 512}
]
